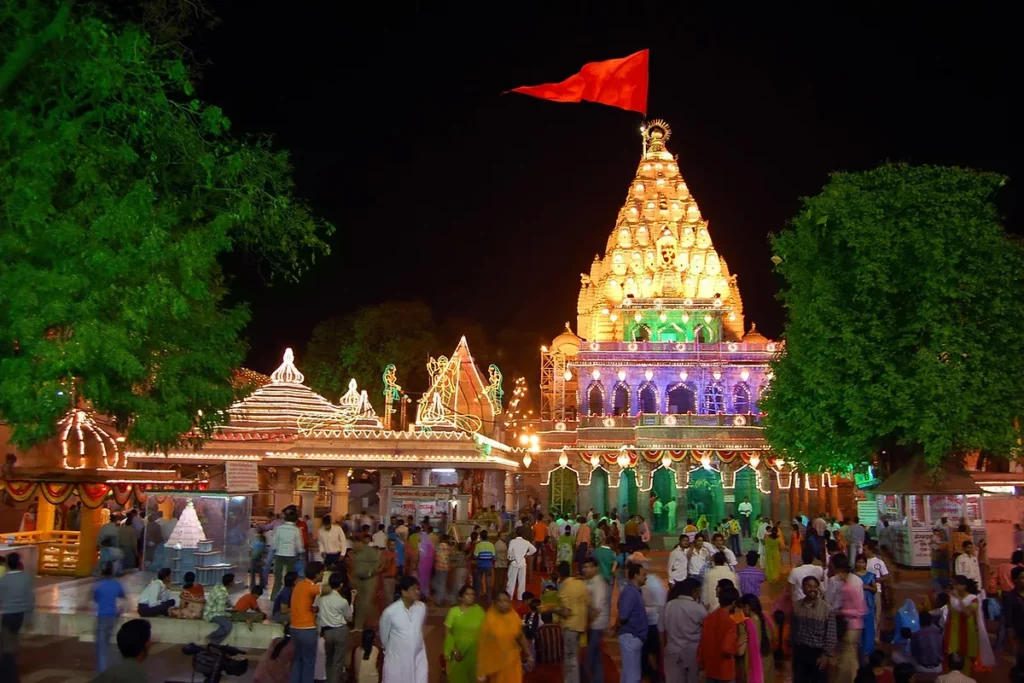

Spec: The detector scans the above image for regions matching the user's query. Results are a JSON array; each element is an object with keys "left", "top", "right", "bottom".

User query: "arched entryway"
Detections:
[
  {"left": 591, "top": 468, "right": 609, "bottom": 517},
  {"left": 733, "top": 467, "right": 761, "bottom": 530},
  {"left": 687, "top": 468, "right": 724, "bottom": 530},
  {"left": 667, "top": 383, "right": 696, "bottom": 414},
  {"left": 733, "top": 383, "right": 752, "bottom": 414},
  {"left": 617, "top": 469, "right": 638, "bottom": 517},
  {"left": 652, "top": 468, "right": 678, "bottom": 533},
  {"left": 638, "top": 383, "right": 658, "bottom": 413},
  {"left": 613, "top": 382, "right": 630, "bottom": 416},
  {"left": 549, "top": 468, "right": 578, "bottom": 519},
  {"left": 587, "top": 382, "right": 605, "bottom": 416}
]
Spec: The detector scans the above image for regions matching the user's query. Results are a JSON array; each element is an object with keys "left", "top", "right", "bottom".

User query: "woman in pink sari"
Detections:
[
  {"left": 417, "top": 529, "right": 436, "bottom": 599},
  {"left": 739, "top": 594, "right": 768, "bottom": 683}
]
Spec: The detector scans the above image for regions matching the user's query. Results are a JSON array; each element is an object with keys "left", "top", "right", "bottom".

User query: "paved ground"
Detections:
[{"left": 12, "top": 538, "right": 1015, "bottom": 682}]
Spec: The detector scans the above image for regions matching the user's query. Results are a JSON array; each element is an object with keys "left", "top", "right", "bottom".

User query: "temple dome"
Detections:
[
  {"left": 551, "top": 322, "right": 582, "bottom": 356},
  {"left": 742, "top": 323, "right": 769, "bottom": 344}
]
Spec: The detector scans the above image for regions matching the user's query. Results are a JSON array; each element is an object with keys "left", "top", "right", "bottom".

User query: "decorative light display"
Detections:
[
  {"left": 645, "top": 369, "right": 654, "bottom": 381},
  {"left": 59, "top": 407, "right": 122, "bottom": 469},
  {"left": 700, "top": 453, "right": 712, "bottom": 469},
  {"left": 563, "top": 370, "right": 573, "bottom": 381},
  {"left": 415, "top": 338, "right": 496, "bottom": 434},
  {"left": 590, "top": 453, "right": 601, "bottom": 468},
  {"left": 558, "top": 453, "right": 569, "bottom": 468},
  {"left": 522, "top": 452, "right": 532, "bottom": 468},
  {"left": 592, "top": 369, "right": 601, "bottom": 380},
  {"left": 504, "top": 377, "right": 530, "bottom": 438},
  {"left": 617, "top": 452, "right": 631, "bottom": 469},
  {"left": 679, "top": 371, "right": 688, "bottom": 380},
  {"left": 382, "top": 364, "right": 403, "bottom": 430},
  {"left": 661, "top": 455, "right": 672, "bottom": 469},
  {"left": 166, "top": 500, "right": 207, "bottom": 549},
  {"left": 740, "top": 369, "right": 750, "bottom": 381},
  {"left": 617, "top": 370, "right": 627, "bottom": 381},
  {"left": 712, "top": 370, "right": 722, "bottom": 381},
  {"left": 749, "top": 453, "right": 761, "bottom": 469}
]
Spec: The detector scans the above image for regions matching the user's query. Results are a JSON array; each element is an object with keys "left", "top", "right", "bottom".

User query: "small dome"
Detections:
[
  {"left": 742, "top": 323, "right": 770, "bottom": 344},
  {"left": 552, "top": 322, "right": 582, "bottom": 356}
]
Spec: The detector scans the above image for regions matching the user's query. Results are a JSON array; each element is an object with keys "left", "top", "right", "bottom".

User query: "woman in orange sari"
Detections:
[
  {"left": 789, "top": 519, "right": 802, "bottom": 569},
  {"left": 477, "top": 591, "right": 533, "bottom": 683}
]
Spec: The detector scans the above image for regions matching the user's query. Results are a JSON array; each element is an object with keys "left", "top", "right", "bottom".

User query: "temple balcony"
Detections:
[{"left": 577, "top": 413, "right": 763, "bottom": 429}]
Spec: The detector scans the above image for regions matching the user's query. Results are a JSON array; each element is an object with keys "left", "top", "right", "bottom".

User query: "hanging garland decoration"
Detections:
[
  {"left": 40, "top": 483, "right": 75, "bottom": 506},
  {"left": 0, "top": 480, "right": 191, "bottom": 508},
  {"left": 578, "top": 450, "right": 641, "bottom": 467}
]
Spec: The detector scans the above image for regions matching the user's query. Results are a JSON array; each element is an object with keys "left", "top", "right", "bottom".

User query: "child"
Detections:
[
  {"left": 250, "top": 531, "right": 267, "bottom": 589},
  {"left": 233, "top": 584, "right": 267, "bottom": 629},
  {"left": 92, "top": 562, "right": 125, "bottom": 673},
  {"left": 522, "top": 597, "right": 542, "bottom": 667}
]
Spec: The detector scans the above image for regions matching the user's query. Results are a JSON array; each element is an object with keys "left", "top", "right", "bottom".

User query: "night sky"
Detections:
[{"left": 195, "top": 3, "right": 1016, "bottom": 381}]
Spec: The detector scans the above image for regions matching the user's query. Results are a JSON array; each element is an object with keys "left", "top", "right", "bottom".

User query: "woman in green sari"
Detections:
[{"left": 444, "top": 585, "right": 486, "bottom": 683}]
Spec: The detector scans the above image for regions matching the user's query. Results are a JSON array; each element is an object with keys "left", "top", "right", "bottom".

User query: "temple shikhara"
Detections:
[{"left": 528, "top": 120, "right": 849, "bottom": 527}]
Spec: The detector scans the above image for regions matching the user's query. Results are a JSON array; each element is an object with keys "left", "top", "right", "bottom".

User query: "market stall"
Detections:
[{"left": 874, "top": 458, "right": 986, "bottom": 568}]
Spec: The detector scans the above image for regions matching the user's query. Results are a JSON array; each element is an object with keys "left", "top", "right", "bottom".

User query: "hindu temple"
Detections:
[{"left": 525, "top": 120, "right": 851, "bottom": 530}]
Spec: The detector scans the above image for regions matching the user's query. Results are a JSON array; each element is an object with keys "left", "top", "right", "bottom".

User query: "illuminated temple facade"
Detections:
[{"left": 529, "top": 121, "right": 849, "bottom": 529}]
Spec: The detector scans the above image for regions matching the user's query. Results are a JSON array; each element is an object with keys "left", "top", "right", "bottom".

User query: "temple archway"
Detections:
[
  {"left": 638, "top": 383, "right": 659, "bottom": 413},
  {"left": 667, "top": 383, "right": 696, "bottom": 414},
  {"left": 617, "top": 469, "right": 638, "bottom": 516},
  {"left": 549, "top": 468, "right": 578, "bottom": 519},
  {"left": 632, "top": 324, "right": 652, "bottom": 342},
  {"left": 733, "top": 467, "right": 761, "bottom": 522},
  {"left": 652, "top": 468, "right": 677, "bottom": 533},
  {"left": 613, "top": 382, "right": 630, "bottom": 416},
  {"left": 590, "top": 468, "right": 609, "bottom": 517},
  {"left": 687, "top": 468, "right": 724, "bottom": 530},
  {"left": 733, "top": 383, "right": 752, "bottom": 414},
  {"left": 587, "top": 382, "right": 605, "bottom": 416}
]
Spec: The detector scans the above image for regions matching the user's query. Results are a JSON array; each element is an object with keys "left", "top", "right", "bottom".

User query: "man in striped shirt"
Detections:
[
  {"left": 735, "top": 550, "right": 766, "bottom": 597},
  {"left": 791, "top": 575, "right": 837, "bottom": 683}
]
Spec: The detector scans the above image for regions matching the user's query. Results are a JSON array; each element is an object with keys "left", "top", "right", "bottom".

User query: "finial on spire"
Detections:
[{"left": 271, "top": 347, "right": 305, "bottom": 385}]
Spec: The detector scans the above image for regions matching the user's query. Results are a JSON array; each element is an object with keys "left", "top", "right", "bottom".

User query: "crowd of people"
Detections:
[{"left": 6, "top": 502, "right": 1024, "bottom": 683}]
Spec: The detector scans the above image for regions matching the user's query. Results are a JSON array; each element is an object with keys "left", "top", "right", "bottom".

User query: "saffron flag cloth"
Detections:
[{"left": 507, "top": 49, "right": 649, "bottom": 115}]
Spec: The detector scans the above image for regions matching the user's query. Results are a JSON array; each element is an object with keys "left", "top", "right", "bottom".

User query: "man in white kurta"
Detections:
[
  {"left": 379, "top": 577, "right": 428, "bottom": 683},
  {"left": 506, "top": 529, "right": 537, "bottom": 600},
  {"left": 756, "top": 518, "right": 769, "bottom": 568}
]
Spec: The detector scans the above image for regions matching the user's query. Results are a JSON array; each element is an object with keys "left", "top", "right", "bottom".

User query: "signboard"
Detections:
[
  {"left": 225, "top": 462, "right": 259, "bottom": 493},
  {"left": 387, "top": 486, "right": 452, "bottom": 529},
  {"left": 910, "top": 529, "right": 933, "bottom": 566},
  {"left": 295, "top": 475, "right": 320, "bottom": 492},
  {"left": 980, "top": 496, "right": 1023, "bottom": 561},
  {"left": 855, "top": 472, "right": 881, "bottom": 489}
]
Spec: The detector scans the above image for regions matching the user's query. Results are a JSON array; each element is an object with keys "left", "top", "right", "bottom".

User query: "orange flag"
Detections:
[{"left": 507, "top": 50, "right": 649, "bottom": 115}]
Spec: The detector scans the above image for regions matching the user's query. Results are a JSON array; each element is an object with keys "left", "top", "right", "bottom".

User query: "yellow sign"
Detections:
[{"left": 295, "top": 475, "right": 320, "bottom": 492}]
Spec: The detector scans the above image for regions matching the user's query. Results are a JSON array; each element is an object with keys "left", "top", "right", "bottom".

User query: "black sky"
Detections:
[{"left": 195, "top": 3, "right": 1017, "bottom": 377}]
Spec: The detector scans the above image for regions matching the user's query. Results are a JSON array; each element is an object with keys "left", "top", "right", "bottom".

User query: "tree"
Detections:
[
  {"left": 0, "top": 1, "right": 332, "bottom": 451},
  {"left": 304, "top": 302, "right": 438, "bottom": 407},
  {"left": 761, "top": 164, "right": 1024, "bottom": 471}
]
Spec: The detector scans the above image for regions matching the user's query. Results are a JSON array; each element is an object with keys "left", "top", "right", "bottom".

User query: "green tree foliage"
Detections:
[
  {"left": 761, "top": 164, "right": 1024, "bottom": 470},
  {"left": 305, "top": 302, "right": 439, "bottom": 406},
  {"left": 0, "top": 1, "right": 332, "bottom": 451}
]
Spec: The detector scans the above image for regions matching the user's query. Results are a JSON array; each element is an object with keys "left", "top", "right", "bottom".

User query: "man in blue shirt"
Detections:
[
  {"left": 271, "top": 571, "right": 298, "bottom": 624},
  {"left": 92, "top": 562, "right": 125, "bottom": 673},
  {"left": 616, "top": 563, "right": 648, "bottom": 683}
]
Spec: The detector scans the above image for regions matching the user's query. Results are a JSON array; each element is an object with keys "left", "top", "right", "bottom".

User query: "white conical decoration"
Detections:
[
  {"left": 270, "top": 348, "right": 305, "bottom": 385},
  {"left": 165, "top": 500, "right": 207, "bottom": 549}
]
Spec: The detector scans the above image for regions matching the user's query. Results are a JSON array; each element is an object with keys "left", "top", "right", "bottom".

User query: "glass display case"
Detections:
[{"left": 144, "top": 491, "right": 251, "bottom": 586}]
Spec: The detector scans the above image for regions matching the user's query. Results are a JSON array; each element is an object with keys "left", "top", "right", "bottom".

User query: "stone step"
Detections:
[{"left": 25, "top": 610, "right": 284, "bottom": 650}]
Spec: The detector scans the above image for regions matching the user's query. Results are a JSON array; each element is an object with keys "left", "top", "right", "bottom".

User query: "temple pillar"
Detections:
[
  {"left": 830, "top": 482, "right": 841, "bottom": 520},
  {"left": 158, "top": 498, "right": 175, "bottom": 522},
  {"left": 504, "top": 472, "right": 515, "bottom": 511},
  {"left": 454, "top": 494, "right": 470, "bottom": 522},
  {"left": 379, "top": 469, "right": 393, "bottom": 521},
  {"left": 35, "top": 495, "right": 56, "bottom": 533},
  {"left": 331, "top": 471, "right": 350, "bottom": 521},
  {"left": 300, "top": 491, "right": 316, "bottom": 521},
  {"left": 273, "top": 473, "right": 294, "bottom": 514},
  {"left": 817, "top": 478, "right": 828, "bottom": 519},
  {"left": 799, "top": 476, "right": 809, "bottom": 519},
  {"left": 75, "top": 506, "right": 102, "bottom": 577}
]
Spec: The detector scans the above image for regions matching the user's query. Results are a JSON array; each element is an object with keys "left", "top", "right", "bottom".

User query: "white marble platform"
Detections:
[{"left": 28, "top": 571, "right": 283, "bottom": 648}]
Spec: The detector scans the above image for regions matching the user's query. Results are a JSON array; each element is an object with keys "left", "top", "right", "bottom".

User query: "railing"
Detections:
[
  {"left": 578, "top": 413, "right": 763, "bottom": 429},
  {"left": 2, "top": 531, "right": 82, "bottom": 576},
  {"left": 574, "top": 341, "right": 776, "bottom": 354}
]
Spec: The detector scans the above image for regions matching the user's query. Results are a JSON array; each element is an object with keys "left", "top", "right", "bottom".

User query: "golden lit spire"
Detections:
[{"left": 576, "top": 120, "right": 745, "bottom": 342}]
